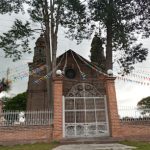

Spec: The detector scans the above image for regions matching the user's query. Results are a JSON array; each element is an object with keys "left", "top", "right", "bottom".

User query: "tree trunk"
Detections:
[
  {"left": 106, "top": 0, "right": 113, "bottom": 71},
  {"left": 44, "top": 0, "right": 53, "bottom": 110},
  {"left": 52, "top": 34, "right": 57, "bottom": 77},
  {"left": 106, "top": 23, "right": 113, "bottom": 70},
  {"left": 50, "top": 0, "right": 57, "bottom": 78}
]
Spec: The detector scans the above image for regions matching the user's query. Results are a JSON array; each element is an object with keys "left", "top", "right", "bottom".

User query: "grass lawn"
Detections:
[
  {"left": 0, "top": 142, "right": 59, "bottom": 150},
  {"left": 0, "top": 141, "right": 150, "bottom": 150},
  {"left": 121, "top": 141, "right": 150, "bottom": 150}
]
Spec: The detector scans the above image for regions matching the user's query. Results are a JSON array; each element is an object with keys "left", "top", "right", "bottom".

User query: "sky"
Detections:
[{"left": 0, "top": 12, "right": 150, "bottom": 108}]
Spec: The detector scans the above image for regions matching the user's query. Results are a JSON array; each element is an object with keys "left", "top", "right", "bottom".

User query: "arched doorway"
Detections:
[{"left": 63, "top": 83, "right": 109, "bottom": 138}]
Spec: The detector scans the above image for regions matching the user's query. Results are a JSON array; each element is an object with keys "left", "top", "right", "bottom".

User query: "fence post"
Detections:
[
  {"left": 105, "top": 77, "right": 122, "bottom": 138},
  {"left": 53, "top": 77, "right": 63, "bottom": 140}
]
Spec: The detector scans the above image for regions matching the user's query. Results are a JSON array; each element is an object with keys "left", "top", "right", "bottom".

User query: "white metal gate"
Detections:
[{"left": 63, "top": 83, "right": 109, "bottom": 138}]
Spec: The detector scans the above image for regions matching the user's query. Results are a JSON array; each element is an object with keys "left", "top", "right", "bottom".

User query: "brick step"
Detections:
[{"left": 60, "top": 137, "right": 124, "bottom": 144}]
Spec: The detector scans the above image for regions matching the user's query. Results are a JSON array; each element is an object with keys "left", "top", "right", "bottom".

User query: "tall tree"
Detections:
[
  {"left": 0, "top": 0, "right": 91, "bottom": 109},
  {"left": 90, "top": 34, "right": 106, "bottom": 70},
  {"left": 0, "top": 69, "right": 11, "bottom": 93},
  {"left": 0, "top": 78, "right": 11, "bottom": 93},
  {"left": 3, "top": 92, "right": 27, "bottom": 111},
  {"left": 137, "top": 96, "right": 150, "bottom": 116},
  {"left": 88, "top": 0, "right": 150, "bottom": 74}
]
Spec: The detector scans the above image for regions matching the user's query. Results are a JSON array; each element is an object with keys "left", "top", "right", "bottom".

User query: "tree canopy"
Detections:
[
  {"left": 137, "top": 96, "right": 150, "bottom": 116},
  {"left": 0, "top": 0, "right": 149, "bottom": 73},
  {"left": 88, "top": 0, "right": 150, "bottom": 73},
  {"left": 0, "top": 0, "right": 90, "bottom": 61},
  {"left": 138, "top": 96, "right": 150, "bottom": 109},
  {"left": 0, "top": 78, "right": 11, "bottom": 93},
  {"left": 3, "top": 92, "right": 27, "bottom": 111},
  {"left": 90, "top": 34, "right": 106, "bottom": 70},
  {"left": 0, "top": 0, "right": 150, "bottom": 109},
  {"left": 0, "top": 0, "right": 91, "bottom": 109}
]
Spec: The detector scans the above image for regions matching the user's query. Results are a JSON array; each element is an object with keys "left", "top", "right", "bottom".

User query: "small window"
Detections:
[
  {"left": 65, "top": 68, "right": 76, "bottom": 79},
  {"left": 39, "top": 49, "right": 42, "bottom": 54}
]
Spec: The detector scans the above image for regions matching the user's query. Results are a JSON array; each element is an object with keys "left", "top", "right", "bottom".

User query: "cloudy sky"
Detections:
[{"left": 0, "top": 12, "right": 150, "bottom": 108}]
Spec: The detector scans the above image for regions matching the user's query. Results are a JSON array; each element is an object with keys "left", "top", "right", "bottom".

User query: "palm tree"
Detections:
[
  {"left": 0, "top": 69, "right": 11, "bottom": 93},
  {"left": 0, "top": 78, "right": 11, "bottom": 93}
]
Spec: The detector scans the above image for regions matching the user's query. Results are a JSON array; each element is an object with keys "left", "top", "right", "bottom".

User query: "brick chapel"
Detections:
[{"left": 27, "top": 35, "right": 121, "bottom": 139}]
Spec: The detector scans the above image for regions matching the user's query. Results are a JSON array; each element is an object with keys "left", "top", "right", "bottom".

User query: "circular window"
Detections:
[{"left": 65, "top": 68, "right": 76, "bottom": 79}]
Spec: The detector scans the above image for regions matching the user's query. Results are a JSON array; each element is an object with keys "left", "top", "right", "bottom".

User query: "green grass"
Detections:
[
  {"left": 121, "top": 141, "right": 150, "bottom": 150},
  {"left": 0, "top": 142, "right": 59, "bottom": 150},
  {"left": 0, "top": 141, "right": 150, "bottom": 150}
]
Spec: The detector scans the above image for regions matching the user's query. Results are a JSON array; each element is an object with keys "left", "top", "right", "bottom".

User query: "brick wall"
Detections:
[
  {"left": 104, "top": 77, "right": 150, "bottom": 140},
  {"left": 0, "top": 125, "right": 53, "bottom": 146},
  {"left": 1, "top": 74, "right": 150, "bottom": 145},
  {"left": 121, "top": 124, "right": 150, "bottom": 140}
]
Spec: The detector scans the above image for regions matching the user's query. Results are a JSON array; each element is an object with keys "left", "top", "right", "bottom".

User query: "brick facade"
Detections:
[
  {"left": 0, "top": 76, "right": 150, "bottom": 145},
  {"left": 1, "top": 47, "right": 149, "bottom": 145}
]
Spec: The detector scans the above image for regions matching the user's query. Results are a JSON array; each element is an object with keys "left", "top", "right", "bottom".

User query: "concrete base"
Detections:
[
  {"left": 60, "top": 137, "right": 124, "bottom": 144},
  {"left": 53, "top": 143, "right": 136, "bottom": 150}
]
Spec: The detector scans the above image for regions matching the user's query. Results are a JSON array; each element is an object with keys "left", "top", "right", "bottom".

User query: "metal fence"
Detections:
[
  {"left": 0, "top": 110, "right": 53, "bottom": 126},
  {"left": 0, "top": 107, "right": 150, "bottom": 127},
  {"left": 118, "top": 107, "right": 150, "bottom": 125}
]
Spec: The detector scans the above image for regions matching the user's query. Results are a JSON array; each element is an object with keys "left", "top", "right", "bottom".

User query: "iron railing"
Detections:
[
  {"left": 118, "top": 107, "right": 150, "bottom": 125},
  {"left": 0, "top": 110, "right": 53, "bottom": 126},
  {"left": 0, "top": 107, "right": 150, "bottom": 127}
]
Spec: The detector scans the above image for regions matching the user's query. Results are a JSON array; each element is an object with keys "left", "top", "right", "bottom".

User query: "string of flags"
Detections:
[
  {"left": 116, "top": 76, "right": 150, "bottom": 86},
  {"left": 62, "top": 51, "right": 68, "bottom": 73},
  {"left": 71, "top": 51, "right": 86, "bottom": 80},
  {"left": 0, "top": 56, "right": 64, "bottom": 85},
  {"left": 1, "top": 65, "right": 44, "bottom": 85},
  {"left": 33, "top": 54, "right": 65, "bottom": 84},
  {"left": 1, "top": 50, "right": 150, "bottom": 87},
  {"left": 133, "top": 69, "right": 150, "bottom": 75},
  {"left": 76, "top": 52, "right": 109, "bottom": 77},
  {"left": 0, "top": 63, "right": 46, "bottom": 76},
  {"left": 0, "top": 64, "right": 28, "bottom": 76},
  {"left": 74, "top": 53, "right": 150, "bottom": 86},
  {"left": 126, "top": 73, "right": 150, "bottom": 81},
  {"left": 6, "top": 64, "right": 47, "bottom": 83},
  {"left": 2, "top": 65, "right": 150, "bottom": 87}
]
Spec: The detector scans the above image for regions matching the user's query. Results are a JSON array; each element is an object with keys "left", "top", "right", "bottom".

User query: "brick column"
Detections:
[
  {"left": 105, "top": 77, "right": 122, "bottom": 137},
  {"left": 53, "top": 77, "right": 63, "bottom": 140}
]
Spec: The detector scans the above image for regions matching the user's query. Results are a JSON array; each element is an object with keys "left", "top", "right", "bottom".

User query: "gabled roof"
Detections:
[{"left": 57, "top": 49, "right": 109, "bottom": 77}]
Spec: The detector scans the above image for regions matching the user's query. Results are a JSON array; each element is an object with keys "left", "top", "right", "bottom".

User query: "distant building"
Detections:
[{"left": 27, "top": 34, "right": 48, "bottom": 110}]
